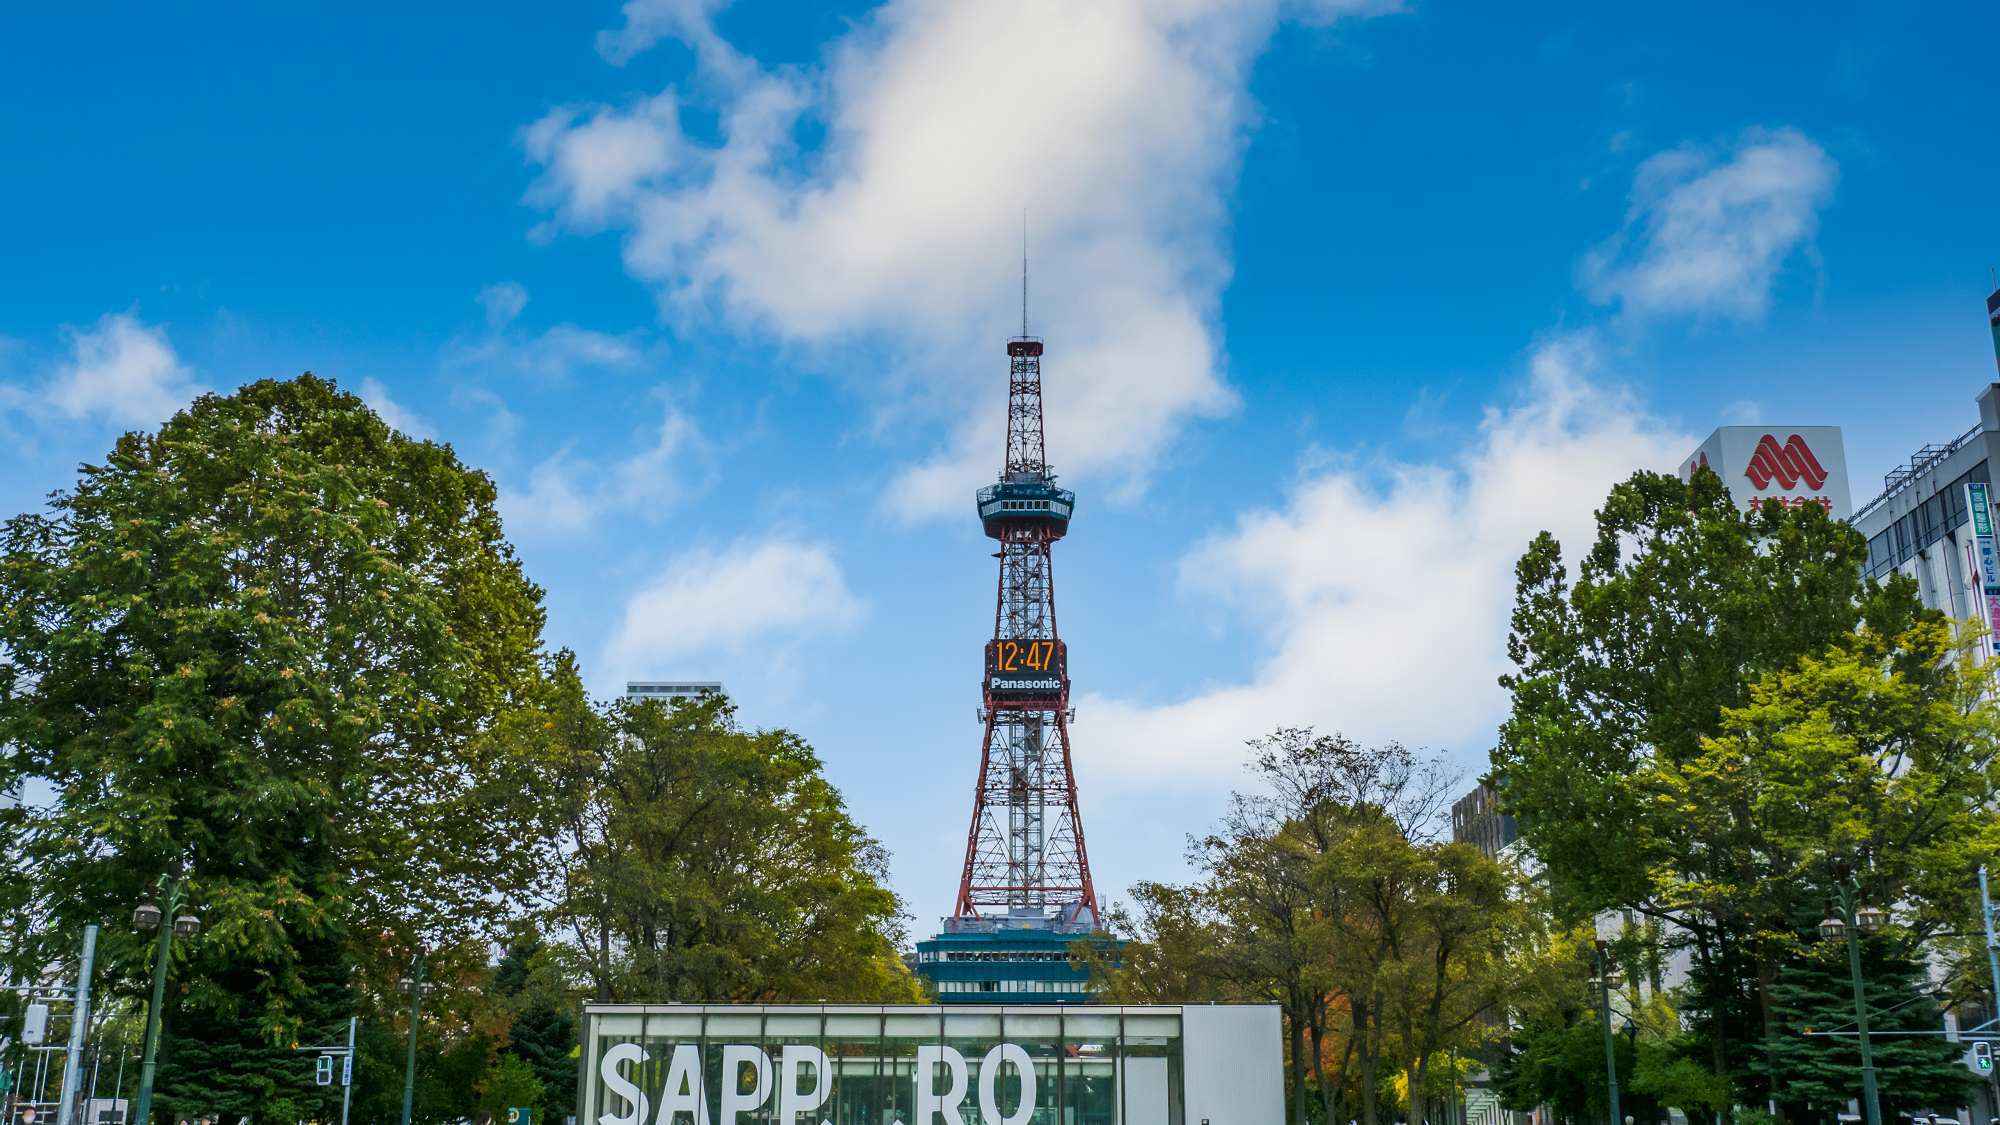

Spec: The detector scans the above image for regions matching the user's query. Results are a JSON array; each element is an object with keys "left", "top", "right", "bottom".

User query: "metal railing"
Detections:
[{"left": 1853, "top": 423, "right": 1985, "bottom": 525}]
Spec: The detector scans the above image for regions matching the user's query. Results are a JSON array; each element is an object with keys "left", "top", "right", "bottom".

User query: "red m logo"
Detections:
[{"left": 1744, "top": 434, "right": 1828, "bottom": 490}]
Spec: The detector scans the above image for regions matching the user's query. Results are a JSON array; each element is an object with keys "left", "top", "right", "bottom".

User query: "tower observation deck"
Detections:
[{"left": 916, "top": 306, "right": 1115, "bottom": 1003}]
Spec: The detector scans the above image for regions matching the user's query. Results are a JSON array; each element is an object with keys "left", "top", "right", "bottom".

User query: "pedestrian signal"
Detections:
[
  {"left": 1975, "top": 1040, "right": 1993, "bottom": 1072},
  {"left": 316, "top": 1053, "right": 334, "bottom": 1085}
]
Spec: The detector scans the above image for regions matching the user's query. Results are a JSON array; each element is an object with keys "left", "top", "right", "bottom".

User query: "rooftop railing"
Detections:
[{"left": 1852, "top": 422, "right": 1984, "bottom": 524}]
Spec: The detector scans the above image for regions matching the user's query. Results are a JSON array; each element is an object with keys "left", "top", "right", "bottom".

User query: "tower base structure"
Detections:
[{"left": 916, "top": 911, "right": 1120, "bottom": 1004}]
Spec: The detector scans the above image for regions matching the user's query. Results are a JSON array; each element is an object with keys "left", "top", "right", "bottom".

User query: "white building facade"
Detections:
[
  {"left": 1852, "top": 383, "right": 2000, "bottom": 660},
  {"left": 581, "top": 1003, "right": 1284, "bottom": 1125}
]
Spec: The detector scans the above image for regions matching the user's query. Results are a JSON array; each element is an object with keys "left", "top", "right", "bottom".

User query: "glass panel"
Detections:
[
  {"left": 705, "top": 1014, "right": 764, "bottom": 1123},
  {"left": 657, "top": 1011, "right": 706, "bottom": 1036},
  {"left": 825, "top": 1014, "right": 884, "bottom": 1125},
  {"left": 885, "top": 1012, "right": 943, "bottom": 1125},
  {"left": 588, "top": 1012, "right": 654, "bottom": 1125},
  {"left": 1064, "top": 1014, "right": 1120, "bottom": 1125},
  {"left": 1119, "top": 1015, "right": 1180, "bottom": 1125},
  {"left": 766, "top": 1013, "right": 826, "bottom": 1125},
  {"left": 946, "top": 1013, "right": 1004, "bottom": 1123},
  {"left": 1002, "top": 1012, "right": 1061, "bottom": 1124}
]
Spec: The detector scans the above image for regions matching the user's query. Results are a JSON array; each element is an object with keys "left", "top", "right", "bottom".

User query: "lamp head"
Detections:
[{"left": 132, "top": 902, "right": 163, "bottom": 932}]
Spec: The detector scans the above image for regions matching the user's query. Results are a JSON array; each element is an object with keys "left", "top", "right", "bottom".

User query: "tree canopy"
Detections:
[
  {"left": 0, "top": 374, "right": 554, "bottom": 1108},
  {"left": 1493, "top": 466, "right": 1998, "bottom": 1121},
  {"left": 1097, "top": 730, "right": 1522, "bottom": 1125}
]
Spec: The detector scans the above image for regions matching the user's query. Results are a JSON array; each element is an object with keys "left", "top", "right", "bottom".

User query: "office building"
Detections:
[
  {"left": 623, "top": 681, "right": 724, "bottom": 703},
  {"left": 1850, "top": 289, "right": 2000, "bottom": 645},
  {"left": 1450, "top": 783, "right": 1517, "bottom": 860},
  {"left": 1852, "top": 383, "right": 2000, "bottom": 660},
  {"left": 1678, "top": 426, "right": 1853, "bottom": 518}
]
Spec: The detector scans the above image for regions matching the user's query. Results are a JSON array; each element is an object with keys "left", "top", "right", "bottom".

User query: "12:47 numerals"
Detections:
[{"left": 992, "top": 640, "right": 1058, "bottom": 673}]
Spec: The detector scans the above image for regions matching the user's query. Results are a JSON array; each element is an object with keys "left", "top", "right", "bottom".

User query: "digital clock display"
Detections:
[{"left": 985, "top": 638, "right": 1068, "bottom": 699}]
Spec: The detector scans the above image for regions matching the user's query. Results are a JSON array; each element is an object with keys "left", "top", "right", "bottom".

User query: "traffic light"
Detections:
[
  {"left": 316, "top": 1054, "right": 334, "bottom": 1085},
  {"left": 1974, "top": 1039, "right": 1992, "bottom": 1072}
]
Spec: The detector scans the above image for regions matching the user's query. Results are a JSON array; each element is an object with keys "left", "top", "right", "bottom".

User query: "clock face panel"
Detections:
[{"left": 984, "top": 638, "right": 1067, "bottom": 699}]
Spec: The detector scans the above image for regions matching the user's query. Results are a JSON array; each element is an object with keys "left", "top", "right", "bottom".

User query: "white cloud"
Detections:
[
  {"left": 496, "top": 404, "right": 707, "bottom": 540},
  {"left": 1582, "top": 127, "right": 1837, "bottom": 320},
  {"left": 1080, "top": 335, "right": 1692, "bottom": 785},
  {"left": 606, "top": 537, "right": 864, "bottom": 670},
  {"left": 358, "top": 376, "right": 432, "bottom": 439},
  {"left": 445, "top": 322, "right": 651, "bottom": 380},
  {"left": 523, "top": 92, "right": 681, "bottom": 227},
  {"left": 498, "top": 453, "right": 599, "bottom": 539},
  {"left": 613, "top": 407, "right": 701, "bottom": 507},
  {"left": 1722, "top": 398, "right": 1762, "bottom": 425},
  {"left": 528, "top": 0, "right": 1401, "bottom": 519},
  {"left": 44, "top": 314, "right": 204, "bottom": 427},
  {"left": 477, "top": 282, "right": 530, "bottom": 328},
  {"left": 597, "top": 0, "right": 747, "bottom": 71}
]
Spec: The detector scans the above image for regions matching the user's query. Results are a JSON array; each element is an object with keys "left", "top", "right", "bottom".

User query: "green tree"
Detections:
[
  {"left": 1098, "top": 730, "right": 1518, "bottom": 1125},
  {"left": 493, "top": 933, "right": 579, "bottom": 1119},
  {"left": 477, "top": 1053, "right": 547, "bottom": 1119},
  {"left": 1494, "top": 1017, "right": 1618, "bottom": 1125},
  {"left": 1759, "top": 932, "right": 1971, "bottom": 1121},
  {"left": 1492, "top": 468, "right": 1944, "bottom": 1112},
  {"left": 0, "top": 374, "right": 552, "bottom": 1110},
  {"left": 542, "top": 691, "right": 922, "bottom": 1004}
]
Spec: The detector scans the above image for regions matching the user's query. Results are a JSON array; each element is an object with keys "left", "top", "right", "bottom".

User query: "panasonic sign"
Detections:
[{"left": 580, "top": 1003, "right": 1283, "bottom": 1125}]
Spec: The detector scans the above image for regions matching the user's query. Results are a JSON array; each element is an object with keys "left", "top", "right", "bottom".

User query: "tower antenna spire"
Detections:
[{"left": 1021, "top": 210, "right": 1029, "bottom": 338}]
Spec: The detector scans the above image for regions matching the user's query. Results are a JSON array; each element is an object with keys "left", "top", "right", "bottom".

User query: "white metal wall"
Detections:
[{"left": 1181, "top": 1004, "right": 1285, "bottom": 1125}]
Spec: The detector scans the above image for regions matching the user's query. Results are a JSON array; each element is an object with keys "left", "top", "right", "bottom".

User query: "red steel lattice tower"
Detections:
[{"left": 950, "top": 301, "right": 1100, "bottom": 932}]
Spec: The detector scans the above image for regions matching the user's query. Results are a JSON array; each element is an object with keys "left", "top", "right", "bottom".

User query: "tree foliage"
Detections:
[
  {"left": 1759, "top": 933, "right": 1971, "bottom": 1118},
  {"left": 533, "top": 688, "right": 922, "bottom": 1004},
  {"left": 1494, "top": 467, "right": 1998, "bottom": 1118},
  {"left": 0, "top": 374, "right": 553, "bottom": 1108},
  {"left": 1098, "top": 730, "right": 1520, "bottom": 1125}
]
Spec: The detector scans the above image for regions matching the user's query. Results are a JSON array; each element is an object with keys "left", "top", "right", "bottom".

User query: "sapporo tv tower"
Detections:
[{"left": 915, "top": 255, "right": 1114, "bottom": 1004}]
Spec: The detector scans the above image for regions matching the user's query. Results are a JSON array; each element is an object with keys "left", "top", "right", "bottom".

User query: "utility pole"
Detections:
[
  {"left": 400, "top": 953, "right": 426, "bottom": 1125},
  {"left": 1823, "top": 883, "right": 1886, "bottom": 1125},
  {"left": 1980, "top": 867, "right": 2000, "bottom": 1013},
  {"left": 1978, "top": 868, "right": 2000, "bottom": 1120},
  {"left": 133, "top": 876, "right": 196, "bottom": 1125},
  {"left": 341, "top": 1015, "right": 356, "bottom": 1125},
  {"left": 54, "top": 924, "right": 98, "bottom": 1125},
  {"left": 1596, "top": 940, "right": 1623, "bottom": 1125}
]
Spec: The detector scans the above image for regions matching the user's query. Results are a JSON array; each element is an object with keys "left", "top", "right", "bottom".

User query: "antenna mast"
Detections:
[{"left": 1021, "top": 211, "right": 1029, "bottom": 338}]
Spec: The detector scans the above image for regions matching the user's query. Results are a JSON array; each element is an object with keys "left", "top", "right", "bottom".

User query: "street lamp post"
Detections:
[
  {"left": 1820, "top": 884, "right": 1888, "bottom": 1125},
  {"left": 400, "top": 952, "right": 426, "bottom": 1125},
  {"left": 131, "top": 876, "right": 199, "bottom": 1125},
  {"left": 1595, "top": 939, "right": 1624, "bottom": 1125}
]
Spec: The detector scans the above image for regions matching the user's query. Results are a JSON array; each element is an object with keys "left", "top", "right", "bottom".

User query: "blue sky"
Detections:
[{"left": 4, "top": 0, "right": 1998, "bottom": 929}]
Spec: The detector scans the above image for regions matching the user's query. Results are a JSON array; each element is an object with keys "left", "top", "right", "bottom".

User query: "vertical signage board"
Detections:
[{"left": 1968, "top": 482, "right": 2000, "bottom": 653}]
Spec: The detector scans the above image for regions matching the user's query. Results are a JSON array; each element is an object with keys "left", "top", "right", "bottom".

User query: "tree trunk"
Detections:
[
  {"left": 1707, "top": 934, "right": 1734, "bottom": 1125},
  {"left": 1358, "top": 994, "right": 1383, "bottom": 1125},
  {"left": 1292, "top": 992, "right": 1311, "bottom": 1125},
  {"left": 1309, "top": 1015, "right": 1332, "bottom": 1124},
  {"left": 1319, "top": 1027, "right": 1355, "bottom": 1125}
]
